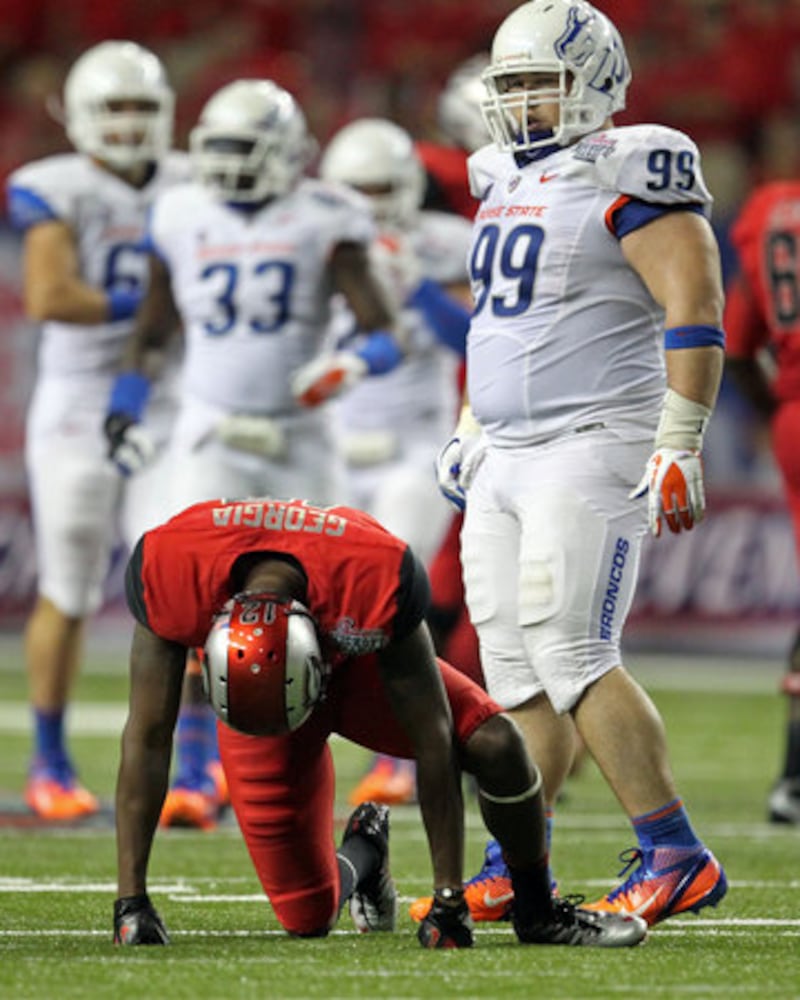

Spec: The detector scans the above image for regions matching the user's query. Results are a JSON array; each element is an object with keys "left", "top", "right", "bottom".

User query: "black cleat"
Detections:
[
  {"left": 515, "top": 897, "right": 647, "bottom": 947},
  {"left": 341, "top": 801, "right": 397, "bottom": 932}
]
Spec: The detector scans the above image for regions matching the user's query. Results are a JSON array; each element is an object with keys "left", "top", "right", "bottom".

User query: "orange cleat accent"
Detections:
[
  {"left": 207, "top": 760, "right": 230, "bottom": 809},
  {"left": 159, "top": 787, "right": 219, "bottom": 830},
  {"left": 409, "top": 840, "right": 514, "bottom": 923},
  {"left": 160, "top": 760, "right": 228, "bottom": 830},
  {"left": 25, "top": 774, "right": 99, "bottom": 821},
  {"left": 348, "top": 757, "right": 416, "bottom": 807},
  {"left": 409, "top": 873, "right": 514, "bottom": 924},
  {"left": 583, "top": 847, "right": 727, "bottom": 926}
]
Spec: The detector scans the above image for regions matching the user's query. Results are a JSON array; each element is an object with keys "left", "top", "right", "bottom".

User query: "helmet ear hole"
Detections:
[{"left": 203, "top": 591, "right": 326, "bottom": 736}]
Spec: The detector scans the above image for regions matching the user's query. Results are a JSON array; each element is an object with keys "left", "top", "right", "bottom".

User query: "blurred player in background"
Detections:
[
  {"left": 105, "top": 78, "right": 404, "bottom": 829},
  {"left": 724, "top": 180, "right": 800, "bottom": 825},
  {"left": 6, "top": 41, "right": 187, "bottom": 821},
  {"left": 416, "top": 54, "right": 489, "bottom": 697},
  {"left": 413, "top": 0, "right": 728, "bottom": 927},
  {"left": 416, "top": 53, "right": 488, "bottom": 219},
  {"left": 319, "top": 117, "right": 472, "bottom": 805}
]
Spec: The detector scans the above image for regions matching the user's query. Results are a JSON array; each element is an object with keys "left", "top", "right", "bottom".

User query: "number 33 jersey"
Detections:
[
  {"left": 465, "top": 124, "right": 713, "bottom": 445},
  {"left": 146, "top": 178, "right": 375, "bottom": 413}
]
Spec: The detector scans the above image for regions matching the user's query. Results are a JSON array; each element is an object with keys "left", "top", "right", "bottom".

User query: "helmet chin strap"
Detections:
[{"left": 513, "top": 129, "right": 561, "bottom": 166}]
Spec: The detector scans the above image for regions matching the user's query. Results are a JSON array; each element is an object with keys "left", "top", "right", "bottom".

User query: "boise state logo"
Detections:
[
  {"left": 555, "top": 6, "right": 595, "bottom": 66},
  {"left": 555, "top": 6, "right": 628, "bottom": 98}
]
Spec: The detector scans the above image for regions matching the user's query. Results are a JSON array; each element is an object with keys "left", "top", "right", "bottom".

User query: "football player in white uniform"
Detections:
[
  {"left": 319, "top": 117, "right": 472, "bottom": 807},
  {"left": 105, "top": 80, "right": 403, "bottom": 829},
  {"left": 6, "top": 41, "right": 186, "bottom": 821},
  {"left": 413, "top": 0, "right": 729, "bottom": 928}
]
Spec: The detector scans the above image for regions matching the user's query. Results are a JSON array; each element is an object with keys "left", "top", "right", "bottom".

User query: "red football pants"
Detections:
[{"left": 217, "top": 657, "right": 500, "bottom": 935}]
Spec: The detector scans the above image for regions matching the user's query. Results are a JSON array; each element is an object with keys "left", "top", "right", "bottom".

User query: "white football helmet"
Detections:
[
  {"left": 64, "top": 41, "right": 174, "bottom": 170},
  {"left": 319, "top": 118, "right": 425, "bottom": 230},
  {"left": 203, "top": 592, "right": 327, "bottom": 736},
  {"left": 438, "top": 54, "right": 491, "bottom": 153},
  {"left": 481, "top": 0, "right": 631, "bottom": 152},
  {"left": 190, "top": 79, "right": 314, "bottom": 203}
]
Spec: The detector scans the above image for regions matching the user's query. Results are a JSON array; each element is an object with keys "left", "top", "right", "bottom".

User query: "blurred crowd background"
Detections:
[
  {"left": 2, "top": 0, "right": 798, "bottom": 475},
  {"left": 1, "top": 0, "right": 799, "bottom": 223},
  {"left": 0, "top": 0, "right": 798, "bottom": 646}
]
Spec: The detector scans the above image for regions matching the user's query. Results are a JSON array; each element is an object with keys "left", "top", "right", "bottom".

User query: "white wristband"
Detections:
[
  {"left": 654, "top": 388, "right": 712, "bottom": 451},
  {"left": 455, "top": 403, "right": 482, "bottom": 438}
]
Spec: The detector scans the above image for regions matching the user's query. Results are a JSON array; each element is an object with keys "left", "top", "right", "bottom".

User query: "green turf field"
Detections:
[{"left": 0, "top": 635, "right": 797, "bottom": 999}]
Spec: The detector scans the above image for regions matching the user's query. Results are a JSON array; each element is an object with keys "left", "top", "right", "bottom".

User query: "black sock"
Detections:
[
  {"left": 336, "top": 855, "right": 358, "bottom": 912},
  {"left": 335, "top": 836, "right": 380, "bottom": 912},
  {"left": 782, "top": 718, "right": 800, "bottom": 780},
  {"left": 508, "top": 858, "right": 555, "bottom": 927}
]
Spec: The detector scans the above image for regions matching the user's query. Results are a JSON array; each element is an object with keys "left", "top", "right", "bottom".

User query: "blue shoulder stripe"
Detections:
[
  {"left": 610, "top": 198, "right": 704, "bottom": 240},
  {"left": 6, "top": 185, "right": 59, "bottom": 231}
]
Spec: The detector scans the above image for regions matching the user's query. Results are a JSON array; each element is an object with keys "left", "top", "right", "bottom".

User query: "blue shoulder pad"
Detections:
[{"left": 6, "top": 185, "right": 59, "bottom": 231}]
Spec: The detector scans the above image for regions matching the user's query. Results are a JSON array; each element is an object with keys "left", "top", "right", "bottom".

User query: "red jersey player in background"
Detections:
[
  {"left": 725, "top": 181, "right": 800, "bottom": 825},
  {"left": 416, "top": 54, "right": 487, "bottom": 686},
  {"left": 415, "top": 54, "right": 487, "bottom": 220},
  {"left": 347, "top": 56, "right": 488, "bottom": 809}
]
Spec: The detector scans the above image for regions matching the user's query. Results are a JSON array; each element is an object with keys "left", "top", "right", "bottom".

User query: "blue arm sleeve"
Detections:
[
  {"left": 107, "top": 289, "right": 144, "bottom": 321},
  {"left": 355, "top": 331, "right": 404, "bottom": 375},
  {"left": 609, "top": 199, "right": 705, "bottom": 239},
  {"left": 108, "top": 372, "right": 151, "bottom": 420},
  {"left": 406, "top": 279, "right": 469, "bottom": 357}
]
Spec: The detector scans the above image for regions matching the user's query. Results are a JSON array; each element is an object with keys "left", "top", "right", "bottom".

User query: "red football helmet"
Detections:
[{"left": 202, "top": 592, "right": 326, "bottom": 736}]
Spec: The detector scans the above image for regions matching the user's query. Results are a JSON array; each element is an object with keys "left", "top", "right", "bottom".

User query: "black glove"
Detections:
[
  {"left": 113, "top": 893, "right": 170, "bottom": 945},
  {"left": 103, "top": 413, "right": 156, "bottom": 475},
  {"left": 417, "top": 890, "right": 474, "bottom": 949},
  {"left": 104, "top": 411, "right": 135, "bottom": 455}
]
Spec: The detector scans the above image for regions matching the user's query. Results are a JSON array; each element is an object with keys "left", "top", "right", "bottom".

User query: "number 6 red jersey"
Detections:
[{"left": 726, "top": 180, "right": 800, "bottom": 402}]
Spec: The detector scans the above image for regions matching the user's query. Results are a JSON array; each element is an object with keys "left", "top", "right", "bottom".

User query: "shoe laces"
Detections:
[
  {"left": 605, "top": 848, "right": 646, "bottom": 901},
  {"left": 538, "top": 896, "right": 601, "bottom": 938},
  {"left": 554, "top": 893, "right": 586, "bottom": 917},
  {"left": 347, "top": 803, "right": 389, "bottom": 854}
]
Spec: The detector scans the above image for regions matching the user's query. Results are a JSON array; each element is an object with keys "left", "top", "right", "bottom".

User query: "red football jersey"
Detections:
[
  {"left": 415, "top": 140, "right": 478, "bottom": 220},
  {"left": 126, "top": 498, "right": 429, "bottom": 658},
  {"left": 727, "top": 181, "right": 800, "bottom": 401}
]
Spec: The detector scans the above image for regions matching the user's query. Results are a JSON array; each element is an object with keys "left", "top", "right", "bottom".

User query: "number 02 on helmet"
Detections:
[{"left": 202, "top": 592, "right": 326, "bottom": 736}]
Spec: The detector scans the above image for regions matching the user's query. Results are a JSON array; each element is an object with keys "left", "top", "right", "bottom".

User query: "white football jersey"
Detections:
[
  {"left": 147, "top": 178, "right": 375, "bottom": 413},
  {"left": 333, "top": 210, "right": 470, "bottom": 432},
  {"left": 6, "top": 152, "right": 190, "bottom": 378},
  {"left": 466, "top": 124, "right": 714, "bottom": 445}
]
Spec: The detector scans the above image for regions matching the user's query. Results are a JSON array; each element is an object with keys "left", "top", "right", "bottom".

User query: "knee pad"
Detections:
[{"left": 517, "top": 539, "right": 565, "bottom": 628}]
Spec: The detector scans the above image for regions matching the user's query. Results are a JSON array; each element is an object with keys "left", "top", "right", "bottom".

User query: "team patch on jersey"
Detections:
[
  {"left": 572, "top": 134, "right": 617, "bottom": 163},
  {"left": 310, "top": 190, "right": 348, "bottom": 209},
  {"left": 330, "top": 617, "right": 387, "bottom": 655}
]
